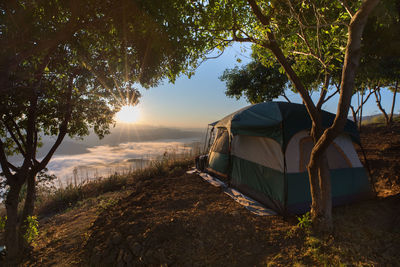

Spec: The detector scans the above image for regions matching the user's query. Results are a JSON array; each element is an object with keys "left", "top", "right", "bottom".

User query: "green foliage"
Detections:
[
  {"left": 0, "top": 1, "right": 215, "bottom": 254},
  {"left": 23, "top": 216, "right": 39, "bottom": 244},
  {"left": 0, "top": 216, "right": 7, "bottom": 231},
  {"left": 297, "top": 212, "right": 312, "bottom": 230},
  {"left": 220, "top": 60, "right": 288, "bottom": 104},
  {"left": 98, "top": 198, "right": 119, "bottom": 213}
]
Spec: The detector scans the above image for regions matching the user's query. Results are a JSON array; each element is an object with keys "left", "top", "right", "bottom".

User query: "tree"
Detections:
[
  {"left": 220, "top": 60, "right": 290, "bottom": 104},
  {"left": 0, "top": 0, "right": 210, "bottom": 260},
  {"left": 192, "top": 0, "right": 380, "bottom": 230},
  {"left": 354, "top": 2, "right": 400, "bottom": 128}
]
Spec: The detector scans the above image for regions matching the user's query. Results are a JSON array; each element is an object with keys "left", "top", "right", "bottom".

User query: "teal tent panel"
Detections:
[
  {"left": 230, "top": 155, "right": 285, "bottom": 204},
  {"left": 208, "top": 151, "right": 229, "bottom": 175},
  {"left": 277, "top": 102, "right": 360, "bottom": 148},
  {"left": 230, "top": 102, "right": 282, "bottom": 129},
  {"left": 214, "top": 102, "right": 360, "bottom": 149},
  {"left": 287, "top": 167, "right": 371, "bottom": 213}
]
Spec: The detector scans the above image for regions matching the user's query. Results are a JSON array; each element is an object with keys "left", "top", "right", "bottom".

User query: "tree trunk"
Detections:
[
  {"left": 359, "top": 89, "right": 364, "bottom": 129},
  {"left": 247, "top": 0, "right": 379, "bottom": 232},
  {"left": 350, "top": 105, "right": 358, "bottom": 127},
  {"left": 308, "top": 121, "right": 333, "bottom": 231},
  {"left": 4, "top": 181, "right": 24, "bottom": 261},
  {"left": 388, "top": 80, "right": 398, "bottom": 127},
  {"left": 21, "top": 173, "right": 36, "bottom": 223},
  {"left": 374, "top": 88, "right": 390, "bottom": 126},
  {"left": 20, "top": 172, "right": 37, "bottom": 248}
]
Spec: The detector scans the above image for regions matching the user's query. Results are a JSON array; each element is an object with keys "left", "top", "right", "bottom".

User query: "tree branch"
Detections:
[
  {"left": 316, "top": 74, "right": 330, "bottom": 110},
  {"left": 0, "top": 139, "right": 13, "bottom": 178},
  {"left": 0, "top": 118, "right": 26, "bottom": 157},
  {"left": 35, "top": 79, "right": 74, "bottom": 172},
  {"left": 338, "top": 0, "right": 355, "bottom": 18},
  {"left": 247, "top": 0, "right": 271, "bottom": 26},
  {"left": 6, "top": 115, "right": 27, "bottom": 149},
  {"left": 247, "top": 0, "right": 319, "bottom": 123},
  {"left": 323, "top": 87, "right": 340, "bottom": 105},
  {"left": 313, "top": 0, "right": 380, "bottom": 153}
]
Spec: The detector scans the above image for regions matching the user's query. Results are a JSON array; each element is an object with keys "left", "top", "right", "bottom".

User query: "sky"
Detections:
[{"left": 119, "top": 43, "right": 398, "bottom": 129}]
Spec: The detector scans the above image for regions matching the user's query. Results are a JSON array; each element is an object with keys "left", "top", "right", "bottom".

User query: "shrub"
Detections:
[{"left": 23, "top": 216, "right": 39, "bottom": 244}]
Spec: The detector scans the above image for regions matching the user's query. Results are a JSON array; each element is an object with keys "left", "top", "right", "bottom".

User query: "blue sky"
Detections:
[{"left": 129, "top": 44, "right": 398, "bottom": 129}]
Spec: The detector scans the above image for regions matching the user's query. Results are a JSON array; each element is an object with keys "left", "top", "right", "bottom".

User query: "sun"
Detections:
[{"left": 115, "top": 105, "right": 140, "bottom": 123}]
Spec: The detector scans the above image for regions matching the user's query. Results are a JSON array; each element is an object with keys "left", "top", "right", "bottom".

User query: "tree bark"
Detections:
[
  {"left": 388, "top": 80, "right": 398, "bottom": 127},
  {"left": 20, "top": 171, "right": 37, "bottom": 246},
  {"left": 4, "top": 179, "right": 24, "bottom": 261}
]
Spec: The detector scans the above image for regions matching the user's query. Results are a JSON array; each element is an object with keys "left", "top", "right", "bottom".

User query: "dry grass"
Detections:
[{"left": 35, "top": 157, "right": 194, "bottom": 217}]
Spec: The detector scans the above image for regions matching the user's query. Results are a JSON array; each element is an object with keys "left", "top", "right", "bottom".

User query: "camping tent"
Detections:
[{"left": 206, "top": 101, "right": 371, "bottom": 214}]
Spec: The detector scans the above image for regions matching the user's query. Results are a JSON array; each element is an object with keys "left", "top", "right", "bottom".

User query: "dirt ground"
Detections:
[{"left": 22, "top": 122, "right": 400, "bottom": 266}]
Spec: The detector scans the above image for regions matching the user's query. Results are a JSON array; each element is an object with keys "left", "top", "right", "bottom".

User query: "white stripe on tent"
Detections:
[
  {"left": 333, "top": 135, "right": 363, "bottom": 168},
  {"left": 231, "top": 135, "right": 284, "bottom": 172},
  {"left": 285, "top": 131, "right": 309, "bottom": 173},
  {"left": 285, "top": 130, "right": 363, "bottom": 173}
]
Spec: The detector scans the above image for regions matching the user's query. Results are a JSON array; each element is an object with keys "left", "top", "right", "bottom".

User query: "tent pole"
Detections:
[{"left": 202, "top": 125, "right": 209, "bottom": 154}]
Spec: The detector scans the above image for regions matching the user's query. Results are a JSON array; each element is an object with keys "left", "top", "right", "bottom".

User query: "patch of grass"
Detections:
[
  {"left": 36, "top": 157, "right": 194, "bottom": 216},
  {"left": 97, "top": 198, "right": 119, "bottom": 213}
]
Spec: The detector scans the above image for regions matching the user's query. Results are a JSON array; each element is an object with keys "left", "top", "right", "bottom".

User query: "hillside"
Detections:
[{"left": 19, "top": 122, "right": 400, "bottom": 266}]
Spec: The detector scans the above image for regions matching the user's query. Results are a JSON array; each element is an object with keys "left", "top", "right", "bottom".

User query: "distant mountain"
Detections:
[
  {"left": 78, "top": 124, "right": 204, "bottom": 146},
  {"left": 37, "top": 125, "right": 204, "bottom": 155}
]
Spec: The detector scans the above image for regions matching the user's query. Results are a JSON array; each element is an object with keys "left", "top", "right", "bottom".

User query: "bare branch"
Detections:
[
  {"left": 338, "top": 0, "right": 354, "bottom": 18},
  {"left": 317, "top": 74, "right": 330, "bottom": 110},
  {"left": 291, "top": 50, "right": 328, "bottom": 68},
  {"left": 323, "top": 88, "right": 340, "bottom": 104}
]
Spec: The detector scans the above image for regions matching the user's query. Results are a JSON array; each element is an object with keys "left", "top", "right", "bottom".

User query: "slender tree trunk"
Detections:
[
  {"left": 350, "top": 105, "right": 358, "bottom": 127},
  {"left": 388, "top": 80, "right": 398, "bottom": 126},
  {"left": 359, "top": 89, "right": 364, "bottom": 129},
  {"left": 5, "top": 181, "right": 24, "bottom": 261},
  {"left": 374, "top": 88, "right": 390, "bottom": 126}
]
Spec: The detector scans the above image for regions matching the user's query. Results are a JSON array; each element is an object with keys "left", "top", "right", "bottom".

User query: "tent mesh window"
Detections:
[
  {"left": 299, "top": 137, "right": 351, "bottom": 172},
  {"left": 210, "top": 128, "right": 229, "bottom": 154}
]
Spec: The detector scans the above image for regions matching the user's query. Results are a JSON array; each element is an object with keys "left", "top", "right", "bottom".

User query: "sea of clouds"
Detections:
[{"left": 45, "top": 140, "right": 199, "bottom": 187}]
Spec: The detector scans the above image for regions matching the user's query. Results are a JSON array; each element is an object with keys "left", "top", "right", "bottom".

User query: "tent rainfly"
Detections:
[{"left": 206, "top": 101, "right": 371, "bottom": 214}]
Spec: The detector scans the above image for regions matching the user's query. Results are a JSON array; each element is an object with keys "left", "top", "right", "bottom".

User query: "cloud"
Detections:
[{"left": 45, "top": 140, "right": 200, "bottom": 187}]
